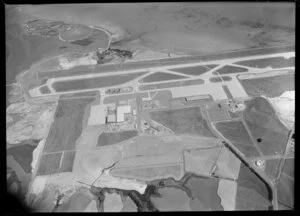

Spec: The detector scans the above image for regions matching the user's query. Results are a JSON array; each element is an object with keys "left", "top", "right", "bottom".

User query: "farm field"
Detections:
[
  {"left": 214, "top": 146, "right": 241, "bottom": 180},
  {"left": 206, "top": 102, "right": 229, "bottom": 122},
  {"left": 58, "top": 150, "right": 76, "bottom": 173},
  {"left": 7, "top": 144, "right": 36, "bottom": 173},
  {"left": 243, "top": 97, "right": 290, "bottom": 155},
  {"left": 214, "top": 120, "right": 260, "bottom": 157},
  {"left": 212, "top": 65, "right": 248, "bottom": 75},
  {"left": 238, "top": 74, "right": 294, "bottom": 98},
  {"left": 97, "top": 130, "right": 138, "bottom": 146},
  {"left": 139, "top": 78, "right": 204, "bottom": 91},
  {"left": 184, "top": 176, "right": 223, "bottom": 211},
  {"left": 209, "top": 76, "right": 232, "bottom": 83},
  {"left": 52, "top": 72, "right": 147, "bottom": 92},
  {"left": 151, "top": 187, "right": 191, "bottom": 211},
  {"left": 150, "top": 106, "right": 217, "bottom": 138},
  {"left": 140, "top": 72, "right": 188, "bottom": 83},
  {"left": 36, "top": 152, "right": 62, "bottom": 176},
  {"left": 183, "top": 147, "right": 222, "bottom": 176},
  {"left": 237, "top": 162, "right": 271, "bottom": 209},
  {"left": 234, "top": 57, "right": 294, "bottom": 69},
  {"left": 168, "top": 64, "right": 218, "bottom": 76},
  {"left": 264, "top": 159, "right": 281, "bottom": 181},
  {"left": 43, "top": 97, "right": 95, "bottom": 153}
]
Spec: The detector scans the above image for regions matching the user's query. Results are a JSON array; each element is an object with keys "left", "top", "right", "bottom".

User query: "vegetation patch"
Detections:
[
  {"left": 214, "top": 120, "right": 260, "bottom": 157},
  {"left": 184, "top": 176, "right": 223, "bottom": 211},
  {"left": 243, "top": 97, "right": 290, "bottom": 155},
  {"left": 212, "top": 65, "right": 248, "bottom": 75},
  {"left": 169, "top": 64, "right": 218, "bottom": 76},
  {"left": 277, "top": 173, "right": 294, "bottom": 209},
  {"left": 140, "top": 72, "right": 188, "bottom": 83},
  {"left": 39, "top": 85, "right": 51, "bottom": 94},
  {"left": 206, "top": 102, "right": 229, "bottom": 122},
  {"left": 97, "top": 130, "right": 138, "bottom": 146},
  {"left": 36, "top": 152, "right": 62, "bottom": 176},
  {"left": 282, "top": 158, "right": 294, "bottom": 177},
  {"left": 150, "top": 106, "right": 216, "bottom": 138},
  {"left": 264, "top": 159, "right": 281, "bottom": 181},
  {"left": 238, "top": 74, "right": 294, "bottom": 98},
  {"left": 43, "top": 97, "right": 94, "bottom": 153},
  {"left": 209, "top": 76, "right": 232, "bottom": 83},
  {"left": 52, "top": 72, "right": 147, "bottom": 92},
  {"left": 59, "top": 151, "right": 76, "bottom": 173},
  {"left": 234, "top": 57, "right": 294, "bottom": 69}
]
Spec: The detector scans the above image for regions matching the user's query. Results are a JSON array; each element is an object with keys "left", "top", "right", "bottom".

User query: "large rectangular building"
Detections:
[{"left": 117, "top": 105, "right": 131, "bottom": 122}]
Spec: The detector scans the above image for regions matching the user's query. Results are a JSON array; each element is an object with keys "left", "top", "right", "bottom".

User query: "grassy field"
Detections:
[
  {"left": 39, "top": 85, "right": 51, "bottom": 94},
  {"left": 206, "top": 102, "right": 229, "bottom": 122},
  {"left": 59, "top": 90, "right": 99, "bottom": 99},
  {"left": 7, "top": 144, "right": 36, "bottom": 173},
  {"left": 264, "top": 159, "right": 281, "bottom": 181},
  {"left": 36, "top": 152, "right": 62, "bottom": 176},
  {"left": 238, "top": 74, "right": 294, "bottom": 98},
  {"left": 43, "top": 97, "right": 94, "bottom": 153},
  {"left": 150, "top": 106, "right": 216, "bottom": 138},
  {"left": 282, "top": 158, "right": 294, "bottom": 177},
  {"left": 140, "top": 72, "right": 188, "bottom": 83},
  {"left": 209, "top": 76, "right": 232, "bottom": 83},
  {"left": 58, "top": 151, "right": 76, "bottom": 173},
  {"left": 237, "top": 162, "right": 271, "bottom": 206},
  {"left": 243, "top": 97, "right": 290, "bottom": 155},
  {"left": 234, "top": 57, "right": 294, "bottom": 69},
  {"left": 214, "top": 120, "right": 260, "bottom": 157},
  {"left": 277, "top": 174, "right": 294, "bottom": 209},
  {"left": 212, "top": 65, "right": 248, "bottom": 75},
  {"left": 139, "top": 78, "right": 204, "bottom": 91},
  {"left": 103, "top": 92, "right": 147, "bottom": 104},
  {"left": 235, "top": 187, "right": 270, "bottom": 210},
  {"left": 184, "top": 176, "right": 223, "bottom": 211},
  {"left": 169, "top": 64, "right": 218, "bottom": 76},
  {"left": 52, "top": 72, "right": 147, "bottom": 92},
  {"left": 97, "top": 130, "right": 138, "bottom": 146}
]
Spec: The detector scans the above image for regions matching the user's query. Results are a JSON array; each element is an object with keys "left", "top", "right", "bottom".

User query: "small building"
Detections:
[
  {"left": 107, "top": 114, "right": 117, "bottom": 123},
  {"left": 117, "top": 105, "right": 131, "bottom": 122}
]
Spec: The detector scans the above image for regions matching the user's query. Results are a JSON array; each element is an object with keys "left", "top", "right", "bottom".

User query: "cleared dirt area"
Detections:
[
  {"left": 52, "top": 72, "right": 147, "bottom": 92},
  {"left": 234, "top": 56, "right": 294, "bottom": 69},
  {"left": 58, "top": 150, "right": 76, "bottom": 173},
  {"left": 97, "top": 130, "right": 138, "bottom": 146},
  {"left": 36, "top": 152, "right": 62, "bottom": 176},
  {"left": 238, "top": 74, "right": 294, "bottom": 98},
  {"left": 264, "top": 158, "right": 281, "bottom": 181},
  {"left": 243, "top": 97, "right": 290, "bottom": 155},
  {"left": 212, "top": 65, "right": 248, "bottom": 75},
  {"left": 139, "top": 78, "right": 205, "bottom": 91},
  {"left": 150, "top": 106, "right": 217, "bottom": 138},
  {"left": 206, "top": 102, "right": 229, "bottom": 122},
  {"left": 140, "top": 72, "right": 188, "bottom": 83},
  {"left": 103, "top": 92, "right": 147, "bottom": 104},
  {"left": 111, "top": 164, "right": 184, "bottom": 182},
  {"left": 214, "top": 120, "right": 260, "bottom": 157},
  {"left": 184, "top": 176, "right": 223, "bottom": 211},
  {"left": 43, "top": 97, "right": 94, "bottom": 153},
  {"left": 237, "top": 162, "right": 271, "bottom": 208},
  {"left": 209, "top": 76, "right": 232, "bottom": 83},
  {"left": 169, "top": 64, "right": 218, "bottom": 76}
]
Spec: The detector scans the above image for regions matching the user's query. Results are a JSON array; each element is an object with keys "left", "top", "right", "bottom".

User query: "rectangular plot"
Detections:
[
  {"left": 140, "top": 72, "right": 188, "bottom": 83},
  {"left": 60, "top": 90, "right": 99, "bottom": 99},
  {"left": 234, "top": 57, "right": 294, "bottom": 69},
  {"left": 169, "top": 64, "right": 218, "bottom": 76},
  {"left": 103, "top": 92, "right": 148, "bottom": 104},
  {"left": 213, "top": 65, "right": 248, "bottom": 75},
  {"left": 52, "top": 72, "right": 147, "bottom": 92},
  {"left": 43, "top": 98, "right": 94, "bottom": 153},
  {"left": 37, "top": 152, "right": 62, "bottom": 176},
  {"left": 59, "top": 151, "right": 76, "bottom": 173},
  {"left": 222, "top": 85, "right": 233, "bottom": 99},
  {"left": 206, "top": 102, "right": 229, "bottom": 122},
  {"left": 139, "top": 79, "right": 204, "bottom": 91}
]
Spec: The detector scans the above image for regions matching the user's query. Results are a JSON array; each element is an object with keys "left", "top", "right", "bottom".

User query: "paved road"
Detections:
[{"left": 38, "top": 45, "right": 294, "bottom": 79}]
